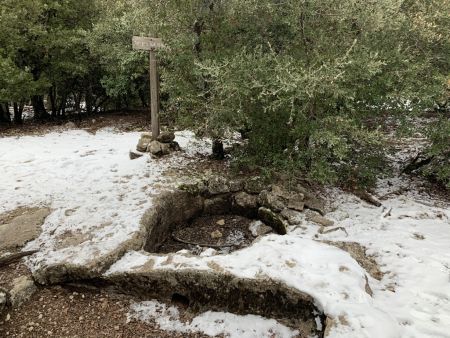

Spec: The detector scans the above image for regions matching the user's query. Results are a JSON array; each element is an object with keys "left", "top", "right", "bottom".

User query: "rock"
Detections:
[
  {"left": 216, "top": 219, "right": 225, "bottom": 226},
  {"left": 141, "top": 132, "right": 152, "bottom": 138},
  {"left": 257, "top": 207, "right": 287, "bottom": 235},
  {"left": 229, "top": 179, "right": 244, "bottom": 192},
  {"left": 136, "top": 133, "right": 152, "bottom": 152},
  {"left": 271, "top": 185, "right": 304, "bottom": 200},
  {"left": 65, "top": 121, "right": 76, "bottom": 129},
  {"left": 143, "top": 190, "right": 204, "bottom": 253},
  {"left": 211, "top": 230, "right": 223, "bottom": 239},
  {"left": 295, "top": 184, "right": 314, "bottom": 199},
  {"left": 258, "top": 190, "right": 285, "bottom": 212},
  {"left": 323, "top": 241, "right": 383, "bottom": 281},
  {"left": 204, "top": 195, "right": 231, "bottom": 215},
  {"left": 287, "top": 198, "right": 305, "bottom": 212},
  {"left": 304, "top": 197, "right": 326, "bottom": 216},
  {"left": 10, "top": 276, "right": 37, "bottom": 307},
  {"left": 169, "top": 141, "right": 181, "bottom": 151},
  {"left": 178, "top": 180, "right": 207, "bottom": 195},
  {"left": 0, "top": 207, "right": 51, "bottom": 251},
  {"left": 248, "top": 220, "right": 273, "bottom": 237},
  {"left": 160, "top": 142, "right": 171, "bottom": 155},
  {"left": 207, "top": 176, "right": 230, "bottom": 195},
  {"left": 147, "top": 140, "right": 163, "bottom": 155},
  {"left": 280, "top": 208, "right": 303, "bottom": 225},
  {"left": 0, "top": 289, "right": 9, "bottom": 313},
  {"left": 307, "top": 214, "right": 334, "bottom": 227},
  {"left": 157, "top": 131, "right": 175, "bottom": 143},
  {"left": 232, "top": 192, "right": 258, "bottom": 218},
  {"left": 129, "top": 150, "right": 144, "bottom": 160},
  {"left": 244, "top": 177, "right": 266, "bottom": 194}
]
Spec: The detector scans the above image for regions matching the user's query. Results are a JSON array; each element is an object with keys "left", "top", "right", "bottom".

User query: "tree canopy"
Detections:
[{"left": 0, "top": 0, "right": 449, "bottom": 187}]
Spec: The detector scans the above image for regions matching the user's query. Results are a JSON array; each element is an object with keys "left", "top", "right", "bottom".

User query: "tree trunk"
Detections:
[
  {"left": 58, "top": 93, "right": 67, "bottom": 117},
  {"left": 49, "top": 87, "right": 58, "bottom": 116},
  {"left": 0, "top": 103, "right": 11, "bottom": 124},
  {"left": 13, "top": 102, "right": 23, "bottom": 124},
  {"left": 74, "top": 92, "right": 82, "bottom": 122},
  {"left": 138, "top": 88, "right": 148, "bottom": 108},
  {"left": 32, "top": 95, "right": 48, "bottom": 120},
  {"left": 85, "top": 83, "right": 95, "bottom": 115}
]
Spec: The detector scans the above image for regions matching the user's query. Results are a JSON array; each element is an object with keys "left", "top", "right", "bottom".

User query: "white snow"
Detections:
[
  {"left": 319, "top": 183, "right": 450, "bottom": 338},
  {"left": 1, "top": 128, "right": 449, "bottom": 338},
  {"left": 0, "top": 129, "right": 211, "bottom": 269},
  {"left": 108, "top": 235, "right": 400, "bottom": 338},
  {"left": 127, "top": 300, "right": 300, "bottom": 338}
]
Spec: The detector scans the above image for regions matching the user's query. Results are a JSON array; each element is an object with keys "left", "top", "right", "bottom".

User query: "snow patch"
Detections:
[
  {"left": 127, "top": 300, "right": 300, "bottom": 338},
  {"left": 0, "top": 129, "right": 210, "bottom": 270},
  {"left": 108, "top": 235, "right": 401, "bottom": 338}
]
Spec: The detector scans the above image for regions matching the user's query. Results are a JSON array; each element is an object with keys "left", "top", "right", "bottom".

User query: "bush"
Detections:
[{"left": 423, "top": 115, "right": 450, "bottom": 188}]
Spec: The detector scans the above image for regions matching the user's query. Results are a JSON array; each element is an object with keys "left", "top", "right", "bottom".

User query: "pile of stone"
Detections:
[
  {"left": 130, "top": 131, "right": 180, "bottom": 159},
  {"left": 179, "top": 175, "right": 331, "bottom": 236}
]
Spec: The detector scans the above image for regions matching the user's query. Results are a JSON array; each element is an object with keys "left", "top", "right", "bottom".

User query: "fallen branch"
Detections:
[
  {"left": 401, "top": 153, "right": 434, "bottom": 175},
  {"left": 172, "top": 234, "right": 235, "bottom": 249},
  {"left": 383, "top": 207, "right": 393, "bottom": 218},
  {"left": 0, "top": 250, "right": 38, "bottom": 268},
  {"left": 319, "top": 226, "right": 349, "bottom": 236},
  {"left": 380, "top": 187, "right": 409, "bottom": 200},
  {"left": 354, "top": 190, "right": 382, "bottom": 207}
]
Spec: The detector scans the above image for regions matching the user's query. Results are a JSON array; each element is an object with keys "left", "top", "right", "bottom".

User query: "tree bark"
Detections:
[
  {"left": 0, "top": 103, "right": 11, "bottom": 124},
  {"left": 58, "top": 93, "right": 67, "bottom": 116},
  {"left": 85, "top": 86, "right": 93, "bottom": 115},
  {"left": 32, "top": 95, "right": 48, "bottom": 120},
  {"left": 49, "top": 86, "right": 57, "bottom": 116},
  {"left": 13, "top": 102, "right": 23, "bottom": 124}
]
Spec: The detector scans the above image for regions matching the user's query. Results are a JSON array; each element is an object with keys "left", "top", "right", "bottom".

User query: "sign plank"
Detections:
[
  {"left": 132, "top": 36, "right": 165, "bottom": 51},
  {"left": 132, "top": 36, "right": 164, "bottom": 138}
]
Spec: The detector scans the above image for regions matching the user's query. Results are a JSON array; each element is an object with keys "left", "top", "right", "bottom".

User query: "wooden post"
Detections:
[
  {"left": 149, "top": 50, "right": 159, "bottom": 139},
  {"left": 132, "top": 36, "right": 165, "bottom": 140}
]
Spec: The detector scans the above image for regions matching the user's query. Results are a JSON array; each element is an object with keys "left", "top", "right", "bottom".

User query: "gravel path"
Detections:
[{"left": 0, "top": 284, "right": 214, "bottom": 338}]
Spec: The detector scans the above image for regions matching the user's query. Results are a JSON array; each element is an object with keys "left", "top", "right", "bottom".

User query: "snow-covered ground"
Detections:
[
  {"left": 0, "top": 129, "right": 211, "bottom": 269},
  {"left": 322, "top": 182, "right": 450, "bottom": 338},
  {"left": 1, "top": 128, "right": 449, "bottom": 337}
]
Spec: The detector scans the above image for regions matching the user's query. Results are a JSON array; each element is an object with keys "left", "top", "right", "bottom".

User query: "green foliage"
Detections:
[
  {"left": 1, "top": 0, "right": 449, "bottom": 189},
  {"left": 0, "top": 56, "right": 48, "bottom": 103},
  {"left": 0, "top": 0, "right": 104, "bottom": 118},
  {"left": 423, "top": 114, "right": 450, "bottom": 188}
]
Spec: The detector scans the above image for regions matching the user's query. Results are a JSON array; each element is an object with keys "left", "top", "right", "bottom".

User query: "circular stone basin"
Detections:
[{"left": 157, "top": 214, "right": 254, "bottom": 254}]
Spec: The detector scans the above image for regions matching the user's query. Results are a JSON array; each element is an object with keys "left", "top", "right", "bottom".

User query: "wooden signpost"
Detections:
[{"left": 132, "top": 36, "right": 165, "bottom": 139}]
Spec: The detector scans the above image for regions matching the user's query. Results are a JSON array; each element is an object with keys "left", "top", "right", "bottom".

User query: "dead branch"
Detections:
[
  {"left": 354, "top": 190, "right": 382, "bottom": 207},
  {"left": 383, "top": 207, "right": 393, "bottom": 218},
  {"left": 0, "top": 250, "right": 38, "bottom": 268},
  {"left": 401, "top": 153, "right": 434, "bottom": 175},
  {"left": 319, "top": 226, "right": 349, "bottom": 236},
  {"left": 172, "top": 234, "right": 234, "bottom": 249}
]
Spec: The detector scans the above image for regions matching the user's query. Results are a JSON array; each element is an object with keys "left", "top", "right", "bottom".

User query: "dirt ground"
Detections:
[
  {"left": 0, "top": 254, "right": 217, "bottom": 338},
  {"left": 0, "top": 110, "right": 150, "bottom": 137},
  {"left": 0, "top": 204, "right": 216, "bottom": 338},
  {"left": 0, "top": 282, "right": 214, "bottom": 338}
]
